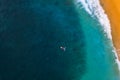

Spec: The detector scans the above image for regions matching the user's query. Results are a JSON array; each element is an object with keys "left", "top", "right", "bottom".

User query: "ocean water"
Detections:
[
  {"left": 75, "top": 0, "right": 120, "bottom": 80},
  {"left": 0, "top": 0, "right": 119, "bottom": 80}
]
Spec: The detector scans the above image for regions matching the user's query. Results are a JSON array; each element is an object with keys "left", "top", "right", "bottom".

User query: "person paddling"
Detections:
[{"left": 60, "top": 46, "right": 66, "bottom": 51}]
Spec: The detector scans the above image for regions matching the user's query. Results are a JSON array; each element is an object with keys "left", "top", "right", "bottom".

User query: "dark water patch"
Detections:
[{"left": 0, "top": 0, "right": 86, "bottom": 80}]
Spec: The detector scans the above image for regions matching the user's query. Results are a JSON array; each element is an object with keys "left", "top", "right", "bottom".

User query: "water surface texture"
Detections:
[{"left": 0, "top": 0, "right": 119, "bottom": 80}]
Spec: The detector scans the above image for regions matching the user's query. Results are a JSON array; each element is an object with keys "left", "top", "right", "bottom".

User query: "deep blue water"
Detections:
[{"left": 0, "top": 0, "right": 87, "bottom": 80}]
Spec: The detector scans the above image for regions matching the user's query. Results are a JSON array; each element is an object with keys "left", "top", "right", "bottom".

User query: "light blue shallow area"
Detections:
[{"left": 76, "top": 5, "right": 119, "bottom": 80}]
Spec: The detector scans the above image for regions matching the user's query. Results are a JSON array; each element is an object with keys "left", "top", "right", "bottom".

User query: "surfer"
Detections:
[{"left": 60, "top": 46, "right": 66, "bottom": 51}]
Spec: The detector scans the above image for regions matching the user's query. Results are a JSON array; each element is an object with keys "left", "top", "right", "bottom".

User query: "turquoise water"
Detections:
[
  {"left": 0, "top": 0, "right": 119, "bottom": 80},
  {"left": 77, "top": 7, "right": 118, "bottom": 80}
]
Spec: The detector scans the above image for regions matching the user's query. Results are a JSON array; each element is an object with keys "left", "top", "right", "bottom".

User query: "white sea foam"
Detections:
[
  {"left": 74, "top": 0, "right": 120, "bottom": 74},
  {"left": 74, "top": 0, "right": 111, "bottom": 39}
]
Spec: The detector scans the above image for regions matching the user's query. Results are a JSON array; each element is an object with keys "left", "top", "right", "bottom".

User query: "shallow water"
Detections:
[{"left": 77, "top": 7, "right": 118, "bottom": 80}]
